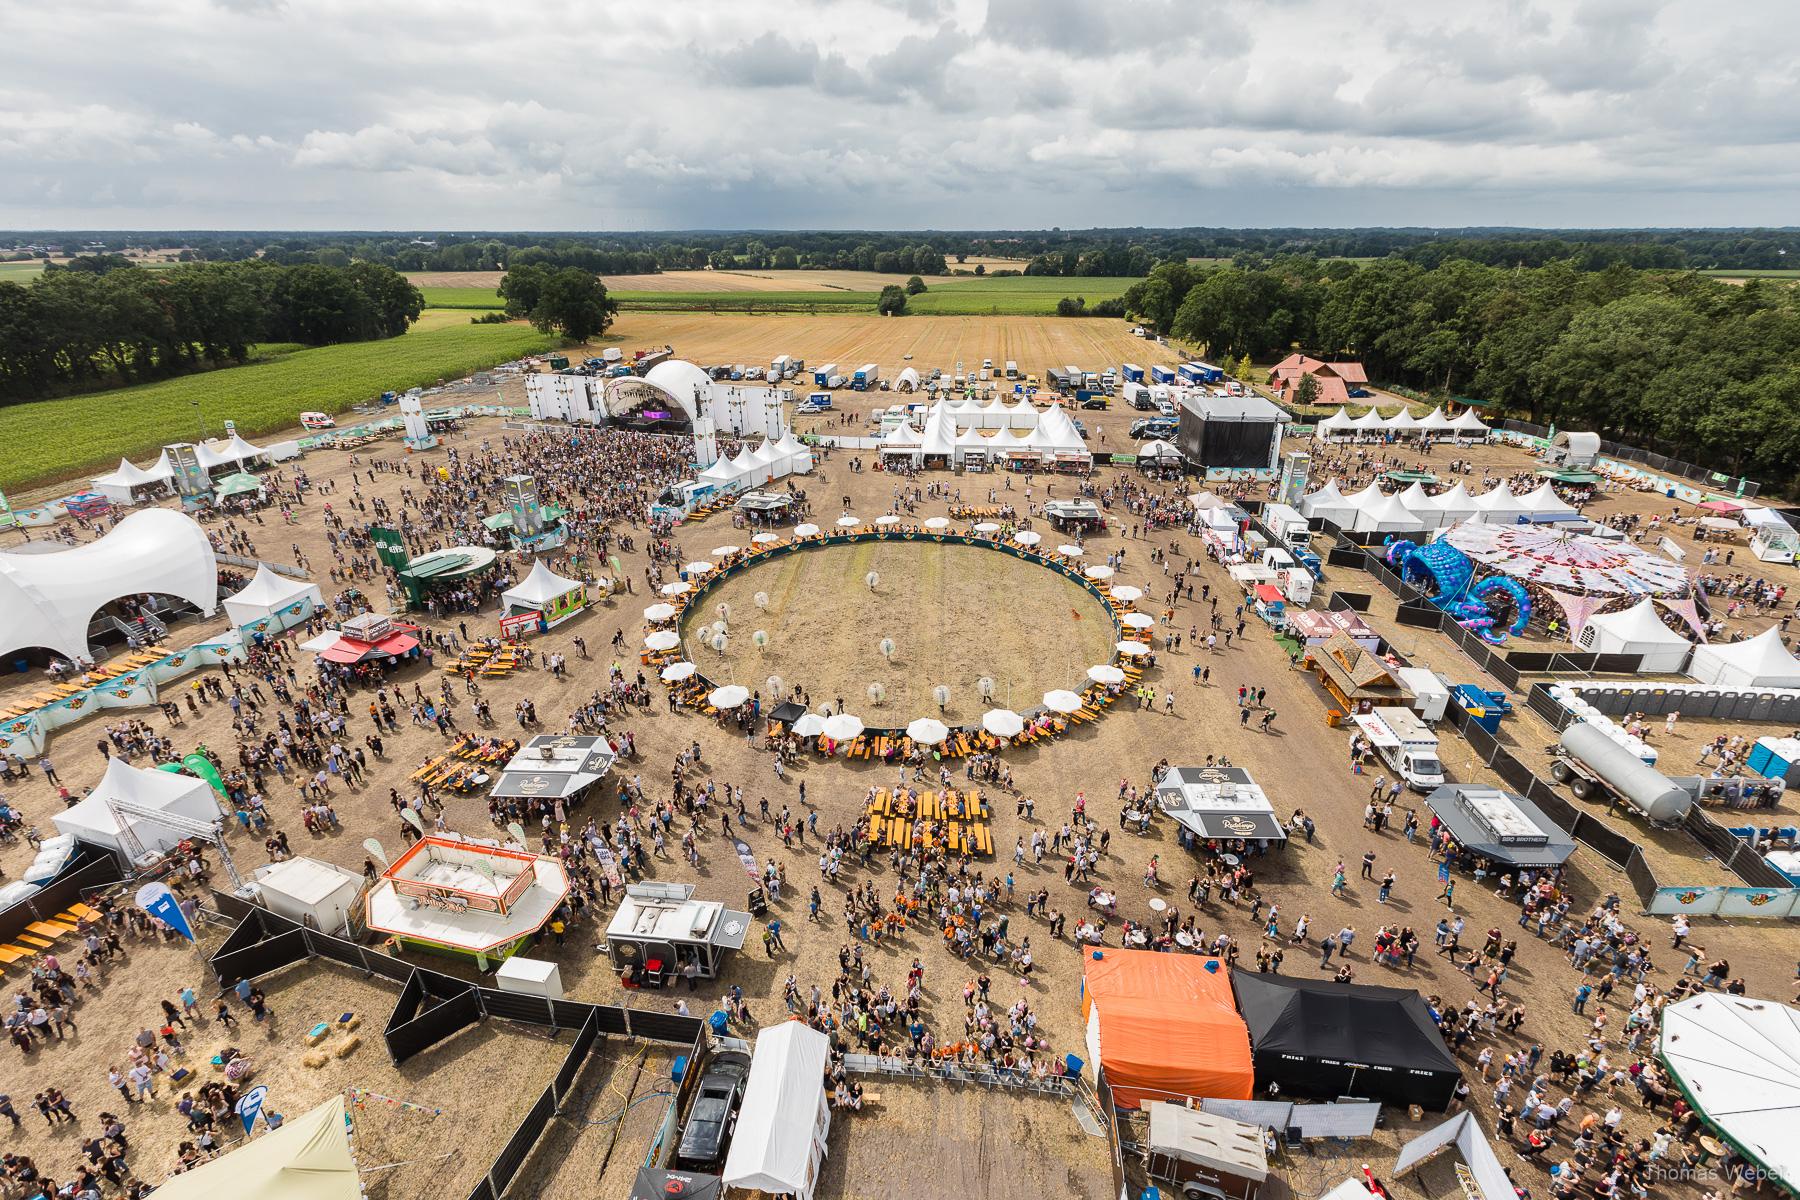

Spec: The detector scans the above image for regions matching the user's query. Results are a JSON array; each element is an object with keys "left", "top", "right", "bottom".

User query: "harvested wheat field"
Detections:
[
  {"left": 685, "top": 540, "right": 1116, "bottom": 719},
  {"left": 407, "top": 269, "right": 960, "bottom": 293},
  {"left": 586, "top": 312, "right": 1181, "bottom": 380}
]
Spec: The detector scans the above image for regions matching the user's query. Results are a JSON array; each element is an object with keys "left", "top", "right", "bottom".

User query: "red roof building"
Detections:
[{"left": 1268, "top": 354, "right": 1368, "bottom": 406}]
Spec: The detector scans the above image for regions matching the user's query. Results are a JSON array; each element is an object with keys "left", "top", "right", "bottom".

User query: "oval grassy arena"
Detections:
[{"left": 683, "top": 537, "right": 1117, "bottom": 720}]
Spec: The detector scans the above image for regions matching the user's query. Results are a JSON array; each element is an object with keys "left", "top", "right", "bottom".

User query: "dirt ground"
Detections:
[
  {"left": 5, "top": 316, "right": 1799, "bottom": 1200},
  {"left": 509, "top": 1039, "right": 680, "bottom": 1200},
  {"left": 685, "top": 540, "right": 1116, "bottom": 720}
]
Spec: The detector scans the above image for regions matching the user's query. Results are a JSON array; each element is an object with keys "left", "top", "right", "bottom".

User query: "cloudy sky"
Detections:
[{"left": 3, "top": 0, "right": 1796, "bottom": 231}]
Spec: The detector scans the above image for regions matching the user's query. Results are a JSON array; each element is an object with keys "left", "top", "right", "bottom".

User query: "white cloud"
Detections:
[{"left": 0, "top": 0, "right": 1794, "bottom": 228}]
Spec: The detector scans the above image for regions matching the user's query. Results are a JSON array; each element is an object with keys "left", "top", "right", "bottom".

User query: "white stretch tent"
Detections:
[
  {"left": 252, "top": 857, "right": 363, "bottom": 935},
  {"left": 90, "top": 457, "right": 168, "bottom": 505},
  {"left": 0, "top": 508, "right": 218, "bottom": 661},
  {"left": 1657, "top": 993, "right": 1800, "bottom": 1190},
  {"left": 145, "top": 1095, "right": 361, "bottom": 1200},
  {"left": 1354, "top": 493, "right": 1426, "bottom": 533},
  {"left": 1416, "top": 407, "right": 1457, "bottom": 438},
  {"left": 1350, "top": 408, "right": 1388, "bottom": 434},
  {"left": 1300, "top": 480, "right": 1358, "bottom": 527},
  {"left": 1316, "top": 410, "right": 1357, "bottom": 439},
  {"left": 722, "top": 1021, "right": 832, "bottom": 1200},
  {"left": 1576, "top": 599, "right": 1694, "bottom": 673},
  {"left": 52, "top": 757, "right": 221, "bottom": 860},
  {"left": 698, "top": 456, "right": 745, "bottom": 491},
  {"left": 223, "top": 564, "right": 323, "bottom": 633},
  {"left": 1687, "top": 627, "right": 1800, "bottom": 687},
  {"left": 773, "top": 430, "right": 815, "bottom": 473}
]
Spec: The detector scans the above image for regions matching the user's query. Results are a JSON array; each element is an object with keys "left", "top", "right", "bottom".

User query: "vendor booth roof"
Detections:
[
  {"left": 1579, "top": 597, "right": 1693, "bottom": 652},
  {"left": 1424, "top": 785, "right": 1576, "bottom": 868},
  {"left": 1082, "top": 949, "right": 1254, "bottom": 1107},
  {"left": 223, "top": 564, "right": 322, "bottom": 628},
  {"left": 1231, "top": 970, "right": 1461, "bottom": 1108},
  {"left": 1155, "top": 765, "right": 1286, "bottom": 842},
  {"left": 1687, "top": 627, "right": 1800, "bottom": 687},
  {"left": 502, "top": 559, "right": 584, "bottom": 611},
  {"left": 723, "top": 1021, "right": 832, "bottom": 1200},
  {"left": 1657, "top": 993, "right": 1800, "bottom": 1190},
  {"left": 492, "top": 734, "right": 616, "bottom": 799},
  {"left": 145, "top": 1096, "right": 360, "bottom": 1200},
  {"left": 91, "top": 456, "right": 163, "bottom": 490},
  {"left": 53, "top": 756, "right": 220, "bottom": 857},
  {"left": 1450, "top": 408, "right": 1490, "bottom": 434}
]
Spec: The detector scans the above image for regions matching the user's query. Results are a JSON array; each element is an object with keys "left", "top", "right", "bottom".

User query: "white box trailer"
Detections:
[
  {"left": 1005, "top": 360, "right": 1019, "bottom": 378},
  {"left": 1394, "top": 667, "right": 1451, "bottom": 723},
  {"left": 772, "top": 354, "right": 793, "bottom": 377},
  {"left": 1353, "top": 707, "right": 1445, "bottom": 791},
  {"left": 1262, "top": 503, "right": 1310, "bottom": 550}
]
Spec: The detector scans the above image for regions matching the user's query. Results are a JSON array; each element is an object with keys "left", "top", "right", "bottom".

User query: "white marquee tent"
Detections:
[
  {"left": 1451, "top": 409, "right": 1491, "bottom": 438},
  {"left": 1472, "top": 483, "right": 1529, "bottom": 521},
  {"left": 222, "top": 565, "right": 323, "bottom": 634},
  {"left": 1518, "top": 481, "right": 1579, "bottom": 519},
  {"left": 1316, "top": 409, "right": 1357, "bottom": 439},
  {"left": 145, "top": 1095, "right": 361, "bottom": 1200},
  {"left": 196, "top": 432, "right": 269, "bottom": 473},
  {"left": 1687, "top": 627, "right": 1800, "bottom": 687},
  {"left": 1300, "top": 480, "right": 1358, "bottom": 527},
  {"left": 1428, "top": 482, "right": 1478, "bottom": 524},
  {"left": 90, "top": 457, "right": 169, "bottom": 505},
  {"left": 1576, "top": 599, "right": 1694, "bottom": 672},
  {"left": 1416, "top": 407, "right": 1457, "bottom": 438},
  {"left": 1386, "top": 409, "right": 1421, "bottom": 436},
  {"left": 1354, "top": 492, "right": 1426, "bottom": 533},
  {"left": 0, "top": 508, "right": 218, "bottom": 661},
  {"left": 1350, "top": 408, "right": 1388, "bottom": 434},
  {"left": 698, "top": 456, "right": 745, "bottom": 491},
  {"left": 1657, "top": 993, "right": 1800, "bottom": 1191},
  {"left": 773, "top": 430, "right": 814, "bottom": 473},
  {"left": 722, "top": 1021, "right": 832, "bottom": 1200},
  {"left": 52, "top": 757, "right": 221, "bottom": 860},
  {"left": 500, "top": 560, "right": 588, "bottom": 628}
]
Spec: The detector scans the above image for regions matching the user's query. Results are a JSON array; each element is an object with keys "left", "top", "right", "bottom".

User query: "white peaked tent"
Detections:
[
  {"left": 1657, "top": 993, "right": 1800, "bottom": 1191},
  {"left": 1005, "top": 396, "right": 1038, "bottom": 428},
  {"left": 698, "top": 456, "right": 745, "bottom": 491},
  {"left": 918, "top": 405, "right": 957, "bottom": 460},
  {"left": 145, "top": 1095, "right": 361, "bottom": 1200},
  {"left": 91, "top": 457, "right": 167, "bottom": 505},
  {"left": 1416, "top": 407, "right": 1457, "bottom": 438},
  {"left": 730, "top": 446, "right": 766, "bottom": 486},
  {"left": 1397, "top": 481, "right": 1439, "bottom": 513},
  {"left": 723, "top": 1022, "right": 832, "bottom": 1200},
  {"left": 1138, "top": 439, "right": 1183, "bottom": 461},
  {"left": 1350, "top": 408, "right": 1388, "bottom": 434},
  {"left": 1342, "top": 482, "right": 1386, "bottom": 514},
  {"left": 196, "top": 432, "right": 268, "bottom": 472},
  {"left": 774, "top": 430, "right": 814, "bottom": 473},
  {"left": 1451, "top": 408, "right": 1491, "bottom": 438},
  {"left": 143, "top": 449, "right": 178, "bottom": 484},
  {"left": 53, "top": 757, "right": 220, "bottom": 859},
  {"left": 1687, "top": 627, "right": 1800, "bottom": 687},
  {"left": 1316, "top": 409, "right": 1357, "bottom": 438},
  {"left": 501, "top": 560, "right": 587, "bottom": 627},
  {"left": 879, "top": 420, "right": 923, "bottom": 455},
  {"left": 751, "top": 438, "right": 790, "bottom": 479},
  {"left": 1519, "top": 481, "right": 1578, "bottom": 518},
  {"left": 1577, "top": 599, "right": 1694, "bottom": 671},
  {"left": 955, "top": 427, "right": 996, "bottom": 461},
  {"left": 1429, "top": 481, "right": 1478, "bottom": 524},
  {"left": 0, "top": 508, "right": 218, "bottom": 661},
  {"left": 1386, "top": 409, "right": 1421, "bottom": 436},
  {"left": 1472, "top": 483, "right": 1529, "bottom": 521},
  {"left": 222, "top": 564, "right": 323, "bottom": 633},
  {"left": 1354, "top": 492, "right": 1426, "bottom": 533},
  {"left": 1300, "top": 480, "right": 1358, "bottom": 527},
  {"left": 894, "top": 366, "right": 920, "bottom": 393}
]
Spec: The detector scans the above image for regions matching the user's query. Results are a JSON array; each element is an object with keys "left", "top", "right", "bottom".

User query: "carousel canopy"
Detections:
[{"left": 1440, "top": 524, "right": 1689, "bottom": 597}]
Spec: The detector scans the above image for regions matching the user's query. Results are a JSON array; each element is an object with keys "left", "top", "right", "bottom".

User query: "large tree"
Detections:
[{"left": 528, "top": 268, "right": 617, "bottom": 342}]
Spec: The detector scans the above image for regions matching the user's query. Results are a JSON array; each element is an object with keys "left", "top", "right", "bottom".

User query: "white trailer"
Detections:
[
  {"left": 1353, "top": 707, "right": 1445, "bottom": 792},
  {"left": 1005, "top": 360, "right": 1019, "bottom": 379},
  {"left": 1262, "top": 503, "right": 1310, "bottom": 550}
]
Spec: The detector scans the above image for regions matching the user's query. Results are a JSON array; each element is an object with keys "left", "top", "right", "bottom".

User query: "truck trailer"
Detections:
[
  {"left": 1353, "top": 707, "right": 1446, "bottom": 792},
  {"left": 1122, "top": 363, "right": 1145, "bottom": 384},
  {"left": 1552, "top": 722, "right": 1694, "bottom": 823},
  {"left": 1004, "top": 360, "right": 1019, "bottom": 379},
  {"left": 813, "top": 363, "right": 838, "bottom": 387},
  {"left": 851, "top": 363, "right": 879, "bottom": 391},
  {"left": 1150, "top": 364, "right": 1177, "bottom": 385}
]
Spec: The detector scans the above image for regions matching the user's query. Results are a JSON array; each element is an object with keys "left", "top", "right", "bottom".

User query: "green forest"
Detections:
[
  {"left": 1124, "top": 257, "right": 1800, "bottom": 488},
  {"left": 0, "top": 258, "right": 422, "bottom": 399}
]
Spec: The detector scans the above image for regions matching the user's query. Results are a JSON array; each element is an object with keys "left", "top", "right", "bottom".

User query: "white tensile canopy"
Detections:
[
  {"left": 1687, "top": 627, "right": 1800, "bottom": 687},
  {"left": 197, "top": 433, "right": 268, "bottom": 471},
  {"left": 1354, "top": 493, "right": 1426, "bottom": 533},
  {"left": 1443, "top": 523, "right": 1690, "bottom": 595},
  {"left": 1577, "top": 599, "right": 1694, "bottom": 672},
  {"left": 0, "top": 508, "right": 218, "bottom": 661},
  {"left": 1657, "top": 993, "right": 1800, "bottom": 1189},
  {"left": 1396, "top": 481, "right": 1439, "bottom": 513},
  {"left": 1385, "top": 409, "right": 1421, "bottom": 435},
  {"left": 773, "top": 431, "right": 814, "bottom": 473},
  {"left": 222, "top": 564, "right": 324, "bottom": 631},
  {"left": 1342, "top": 482, "right": 1386, "bottom": 512},
  {"left": 1138, "top": 439, "right": 1182, "bottom": 460},
  {"left": 1415, "top": 407, "right": 1457, "bottom": 436},
  {"left": 52, "top": 757, "right": 220, "bottom": 859},
  {"left": 1451, "top": 409, "right": 1490, "bottom": 437},
  {"left": 1518, "top": 481, "right": 1578, "bottom": 518},
  {"left": 146, "top": 1095, "right": 361, "bottom": 1200},
  {"left": 1350, "top": 407, "right": 1388, "bottom": 432},
  {"left": 895, "top": 366, "right": 921, "bottom": 392},
  {"left": 1427, "top": 481, "right": 1478, "bottom": 524},
  {"left": 880, "top": 420, "right": 923, "bottom": 450},
  {"left": 751, "top": 438, "right": 790, "bottom": 478},
  {"left": 1300, "top": 480, "right": 1358, "bottom": 527},
  {"left": 1472, "top": 483, "right": 1529, "bottom": 520},
  {"left": 143, "top": 449, "right": 178, "bottom": 482},
  {"left": 918, "top": 406, "right": 957, "bottom": 458},
  {"left": 1005, "top": 396, "right": 1038, "bottom": 428},
  {"left": 1316, "top": 409, "right": 1357, "bottom": 437},
  {"left": 698, "top": 456, "right": 744, "bottom": 489},
  {"left": 730, "top": 446, "right": 765, "bottom": 486},
  {"left": 723, "top": 1022, "right": 833, "bottom": 1200},
  {"left": 501, "top": 560, "right": 585, "bottom": 615},
  {"left": 90, "top": 457, "right": 167, "bottom": 504}
]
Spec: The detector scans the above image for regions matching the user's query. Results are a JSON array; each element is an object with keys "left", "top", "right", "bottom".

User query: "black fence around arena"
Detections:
[{"left": 0, "top": 847, "right": 125, "bottom": 946}]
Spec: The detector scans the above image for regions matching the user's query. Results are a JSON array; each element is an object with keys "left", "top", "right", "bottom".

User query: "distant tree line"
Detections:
[
  {"left": 0, "top": 259, "right": 421, "bottom": 400},
  {"left": 1124, "top": 256, "right": 1800, "bottom": 489}
]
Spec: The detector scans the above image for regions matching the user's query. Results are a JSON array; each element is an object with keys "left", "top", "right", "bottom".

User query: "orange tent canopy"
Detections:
[{"left": 1082, "top": 949, "right": 1254, "bottom": 1108}]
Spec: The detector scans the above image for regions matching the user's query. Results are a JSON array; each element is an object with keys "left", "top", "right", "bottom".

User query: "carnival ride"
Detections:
[{"left": 1384, "top": 538, "right": 1532, "bottom": 643}]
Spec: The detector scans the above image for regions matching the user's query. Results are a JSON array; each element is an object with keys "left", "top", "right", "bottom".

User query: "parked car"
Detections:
[
  {"left": 1130, "top": 418, "right": 1178, "bottom": 440},
  {"left": 676, "top": 1052, "right": 752, "bottom": 1171}
]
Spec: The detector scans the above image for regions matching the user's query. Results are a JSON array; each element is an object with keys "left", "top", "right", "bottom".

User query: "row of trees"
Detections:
[
  {"left": 0, "top": 260, "right": 421, "bottom": 400},
  {"left": 1124, "top": 257, "right": 1800, "bottom": 487}
]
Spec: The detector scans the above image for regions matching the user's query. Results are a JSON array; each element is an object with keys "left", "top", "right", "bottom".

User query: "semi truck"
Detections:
[
  {"left": 1121, "top": 363, "right": 1145, "bottom": 384},
  {"left": 1150, "top": 364, "right": 1177, "bottom": 385},
  {"left": 1353, "top": 707, "right": 1446, "bottom": 791},
  {"left": 1261, "top": 502, "right": 1311, "bottom": 551},
  {"left": 1122, "top": 382, "right": 1154, "bottom": 410},
  {"left": 771, "top": 354, "right": 793, "bottom": 379},
  {"left": 851, "top": 363, "right": 879, "bottom": 391},
  {"left": 1004, "top": 360, "right": 1019, "bottom": 379},
  {"left": 813, "top": 363, "right": 838, "bottom": 387},
  {"left": 1551, "top": 722, "right": 1694, "bottom": 823},
  {"left": 1046, "top": 367, "right": 1075, "bottom": 392},
  {"left": 1191, "top": 361, "right": 1226, "bottom": 384}
]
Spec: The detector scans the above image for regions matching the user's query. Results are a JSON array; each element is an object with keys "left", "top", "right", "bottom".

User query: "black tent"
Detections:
[
  {"left": 1230, "top": 970, "right": 1461, "bottom": 1110},
  {"left": 630, "top": 1168, "right": 722, "bottom": 1200}
]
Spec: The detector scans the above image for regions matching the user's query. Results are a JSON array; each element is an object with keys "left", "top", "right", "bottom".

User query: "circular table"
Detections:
[
  {"left": 1091, "top": 891, "right": 1116, "bottom": 908},
  {"left": 1126, "top": 930, "right": 1148, "bottom": 948},
  {"left": 1220, "top": 853, "right": 1241, "bottom": 866},
  {"left": 1176, "top": 931, "right": 1195, "bottom": 948},
  {"left": 1147, "top": 897, "right": 1167, "bottom": 913}
]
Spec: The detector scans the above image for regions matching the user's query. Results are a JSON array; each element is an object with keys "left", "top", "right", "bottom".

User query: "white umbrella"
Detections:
[
  {"left": 708, "top": 684, "right": 750, "bottom": 708},
  {"left": 981, "top": 709, "right": 1025, "bottom": 738},
  {"left": 752, "top": 532, "right": 781, "bottom": 545},
  {"left": 793, "top": 712, "right": 827, "bottom": 737},
  {"left": 1110, "top": 585, "right": 1143, "bottom": 603},
  {"left": 1014, "top": 531, "right": 1042, "bottom": 546},
  {"left": 644, "top": 630, "right": 681, "bottom": 652},
  {"left": 1085, "top": 564, "right": 1115, "bottom": 580},
  {"left": 1115, "top": 640, "right": 1150, "bottom": 657},
  {"left": 906, "top": 717, "right": 950, "bottom": 745},
  {"left": 1120, "top": 612, "right": 1155, "bottom": 629},
  {"left": 836, "top": 516, "right": 861, "bottom": 528},
  {"left": 823, "top": 713, "right": 865, "bottom": 741},
  {"left": 1043, "top": 689, "right": 1083, "bottom": 714},
  {"left": 660, "top": 661, "right": 697, "bottom": 682},
  {"left": 974, "top": 521, "right": 1001, "bottom": 533},
  {"left": 1088, "top": 664, "right": 1125, "bottom": 685},
  {"left": 876, "top": 515, "right": 901, "bottom": 527},
  {"left": 924, "top": 517, "right": 950, "bottom": 530},
  {"left": 644, "top": 603, "right": 677, "bottom": 622},
  {"left": 794, "top": 523, "right": 821, "bottom": 537},
  {"left": 684, "top": 560, "right": 714, "bottom": 575},
  {"left": 660, "top": 581, "right": 690, "bottom": 596},
  {"left": 1057, "top": 544, "right": 1085, "bottom": 557},
  {"left": 711, "top": 545, "right": 741, "bottom": 558}
]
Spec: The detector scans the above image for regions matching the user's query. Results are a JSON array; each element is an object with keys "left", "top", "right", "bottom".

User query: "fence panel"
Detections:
[
  {"left": 1, "top": 851, "right": 125, "bottom": 945},
  {"left": 211, "top": 929, "right": 310, "bottom": 985},
  {"left": 554, "top": 1010, "right": 601, "bottom": 1106},
  {"left": 629, "top": 1010, "right": 706, "bottom": 1045},
  {"left": 488, "top": 1086, "right": 556, "bottom": 1199},
  {"left": 1326, "top": 591, "right": 1372, "bottom": 612},
  {"left": 477, "top": 987, "right": 557, "bottom": 1028}
]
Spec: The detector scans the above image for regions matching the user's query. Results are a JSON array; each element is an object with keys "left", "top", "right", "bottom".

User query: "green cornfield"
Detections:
[{"left": 0, "top": 323, "right": 556, "bottom": 493}]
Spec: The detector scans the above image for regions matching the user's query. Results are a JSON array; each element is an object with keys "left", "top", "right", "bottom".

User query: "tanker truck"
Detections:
[{"left": 1550, "top": 722, "right": 1694, "bottom": 824}]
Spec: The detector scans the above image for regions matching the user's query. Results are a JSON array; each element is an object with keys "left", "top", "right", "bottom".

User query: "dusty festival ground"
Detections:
[
  {"left": 4, "top": 319, "right": 1798, "bottom": 1199},
  {"left": 685, "top": 540, "right": 1117, "bottom": 719}
]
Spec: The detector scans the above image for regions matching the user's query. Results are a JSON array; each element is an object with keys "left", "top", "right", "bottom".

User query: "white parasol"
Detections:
[
  {"left": 643, "top": 603, "right": 677, "bottom": 622},
  {"left": 876, "top": 515, "right": 901, "bottom": 526},
  {"left": 660, "top": 661, "right": 697, "bottom": 682},
  {"left": 1110, "top": 585, "right": 1143, "bottom": 603},
  {"left": 974, "top": 521, "right": 1001, "bottom": 533},
  {"left": 660, "top": 581, "right": 691, "bottom": 596},
  {"left": 906, "top": 717, "right": 950, "bottom": 745},
  {"left": 711, "top": 545, "right": 742, "bottom": 558},
  {"left": 924, "top": 516, "right": 950, "bottom": 530},
  {"left": 1043, "top": 689, "right": 1083, "bottom": 714},
  {"left": 684, "top": 560, "right": 714, "bottom": 575},
  {"left": 823, "top": 713, "right": 865, "bottom": 741},
  {"left": 1115, "top": 640, "right": 1150, "bottom": 656},
  {"left": 707, "top": 684, "right": 750, "bottom": 708},
  {"left": 793, "top": 712, "right": 827, "bottom": 737},
  {"left": 981, "top": 709, "right": 1025, "bottom": 738},
  {"left": 836, "top": 516, "right": 862, "bottom": 528},
  {"left": 1014, "top": 530, "right": 1042, "bottom": 546},
  {"left": 1087, "top": 664, "right": 1125, "bottom": 685},
  {"left": 794, "top": 523, "right": 821, "bottom": 537},
  {"left": 644, "top": 630, "right": 681, "bottom": 652},
  {"left": 1084, "top": 564, "right": 1115, "bottom": 580},
  {"left": 1057, "top": 544, "right": 1085, "bottom": 557},
  {"left": 1120, "top": 612, "right": 1155, "bottom": 629}
]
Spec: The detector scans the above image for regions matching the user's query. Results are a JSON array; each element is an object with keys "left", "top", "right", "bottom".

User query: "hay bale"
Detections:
[
  {"left": 342, "top": 1015, "right": 362, "bottom": 1033},
  {"left": 302, "top": 1051, "right": 330, "bottom": 1069},
  {"left": 332, "top": 1035, "right": 361, "bottom": 1059}
]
